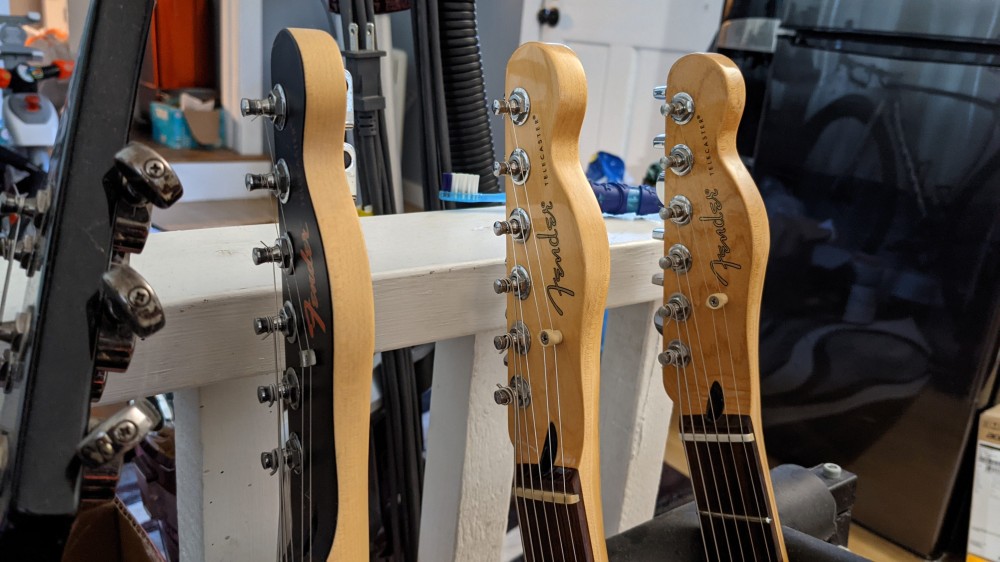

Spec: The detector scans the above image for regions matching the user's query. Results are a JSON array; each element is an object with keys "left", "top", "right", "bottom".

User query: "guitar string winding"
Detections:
[
  {"left": 510, "top": 114, "right": 580, "bottom": 562},
  {"left": 506, "top": 118, "right": 562, "bottom": 561},
  {"left": 672, "top": 220, "right": 749, "bottom": 562},
  {"left": 689, "top": 213, "right": 774, "bottom": 561}
]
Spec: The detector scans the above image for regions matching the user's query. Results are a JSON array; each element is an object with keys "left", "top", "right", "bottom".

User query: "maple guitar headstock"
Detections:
[
  {"left": 490, "top": 42, "right": 610, "bottom": 562},
  {"left": 0, "top": 0, "right": 181, "bottom": 556},
  {"left": 653, "top": 53, "right": 788, "bottom": 561},
  {"left": 241, "top": 28, "right": 375, "bottom": 561}
]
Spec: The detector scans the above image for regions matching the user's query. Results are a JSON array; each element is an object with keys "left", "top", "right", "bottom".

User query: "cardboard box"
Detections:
[
  {"left": 968, "top": 404, "right": 1000, "bottom": 562},
  {"left": 150, "top": 98, "right": 223, "bottom": 150}
]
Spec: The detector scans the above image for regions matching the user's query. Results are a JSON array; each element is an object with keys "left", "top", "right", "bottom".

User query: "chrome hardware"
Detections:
[
  {"left": 658, "top": 340, "right": 691, "bottom": 368},
  {"left": 652, "top": 272, "right": 664, "bottom": 287},
  {"left": 0, "top": 311, "right": 30, "bottom": 349},
  {"left": 493, "top": 148, "right": 531, "bottom": 185},
  {"left": 94, "top": 331, "right": 134, "bottom": 374},
  {"left": 657, "top": 293, "right": 692, "bottom": 322},
  {"left": 112, "top": 203, "right": 152, "bottom": 255},
  {"left": 77, "top": 399, "right": 162, "bottom": 468},
  {"left": 661, "top": 92, "right": 695, "bottom": 125},
  {"left": 494, "top": 320, "right": 530, "bottom": 355},
  {"left": 653, "top": 133, "right": 666, "bottom": 149},
  {"left": 257, "top": 368, "right": 301, "bottom": 410},
  {"left": 102, "top": 263, "right": 165, "bottom": 339},
  {"left": 494, "top": 375, "right": 531, "bottom": 408},
  {"left": 0, "top": 189, "right": 50, "bottom": 224},
  {"left": 252, "top": 234, "right": 294, "bottom": 272},
  {"left": 661, "top": 144, "right": 694, "bottom": 176},
  {"left": 653, "top": 85, "right": 667, "bottom": 100},
  {"left": 245, "top": 159, "right": 291, "bottom": 203},
  {"left": 493, "top": 265, "right": 531, "bottom": 300},
  {"left": 493, "top": 208, "right": 532, "bottom": 243},
  {"left": 652, "top": 227, "right": 665, "bottom": 241},
  {"left": 112, "top": 143, "right": 184, "bottom": 208},
  {"left": 659, "top": 194, "right": 692, "bottom": 225},
  {"left": 345, "top": 70, "right": 355, "bottom": 130},
  {"left": 660, "top": 244, "right": 692, "bottom": 273},
  {"left": 0, "top": 234, "right": 42, "bottom": 275},
  {"left": 492, "top": 87, "right": 530, "bottom": 126},
  {"left": 0, "top": 349, "right": 23, "bottom": 394},
  {"left": 253, "top": 301, "right": 297, "bottom": 343},
  {"left": 241, "top": 84, "right": 287, "bottom": 130},
  {"left": 260, "top": 433, "right": 303, "bottom": 475}
]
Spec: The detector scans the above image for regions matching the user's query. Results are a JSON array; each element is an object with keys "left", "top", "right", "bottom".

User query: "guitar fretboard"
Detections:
[
  {"left": 514, "top": 464, "right": 594, "bottom": 562},
  {"left": 681, "top": 415, "right": 782, "bottom": 562}
]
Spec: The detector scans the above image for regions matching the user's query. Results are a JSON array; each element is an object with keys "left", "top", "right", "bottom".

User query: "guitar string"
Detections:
[
  {"left": 0, "top": 189, "right": 23, "bottom": 324},
  {"left": 505, "top": 119, "right": 561, "bottom": 561},
  {"left": 510, "top": 350, "right": 530, "bottom": 559},
  {"left": 664, "top": 220, "right": 734, "bottom": 560},
  {"left": 672, "top": 219, "right": 748, "bottom": 562},
  {"left": 510, "top": 112, "right": 579, "bottom": 561},
  {"left": 690, "top": 212, "right": 774, "bottom": 561}
]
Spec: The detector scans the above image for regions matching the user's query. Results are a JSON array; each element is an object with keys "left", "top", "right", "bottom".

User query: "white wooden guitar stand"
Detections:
[{"left": 101, "top": 207, "right": 671, "bottom": 561}]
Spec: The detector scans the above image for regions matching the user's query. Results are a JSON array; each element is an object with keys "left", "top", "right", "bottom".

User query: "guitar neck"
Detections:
[
  {"left": 514, "top": 465, "right": 595, "bottom": 562},
  {"left": 681, "top": 415, "right": 783, "bottom": 562}
]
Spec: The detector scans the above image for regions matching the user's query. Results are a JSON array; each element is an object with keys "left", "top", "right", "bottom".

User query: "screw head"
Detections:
[
  {"left": 143, "top": 159, "right": 166, "bottom": 179},
  {"left": 128, "top": 287, "right": 151, "bottom": 307},
  {"left": 111, "top": 420, "right": 138, "bottom": 443}
]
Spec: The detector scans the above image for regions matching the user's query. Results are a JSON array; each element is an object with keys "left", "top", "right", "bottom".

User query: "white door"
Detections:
[{"left": 519, "top": 0, "right": 724, "bottom": 181}]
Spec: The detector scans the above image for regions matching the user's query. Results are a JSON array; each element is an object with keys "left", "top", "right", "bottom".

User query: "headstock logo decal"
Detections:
[
  {"left": 299, "top": 223, "right": 328, "bottom": 337},
  {"left": 538, "top": 201, "right": 574, "bottom": 315},
  {"left": 701, "top": 188, "right": 741, "bottom": 287}
]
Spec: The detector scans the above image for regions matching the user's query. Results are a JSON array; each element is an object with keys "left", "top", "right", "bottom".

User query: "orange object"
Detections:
[
  {"left": 25, "top": 95, "right": 41, "bottom": 112},
  {"left": 149, "top": 0, "right": 215, "bottom": 91},
  {"left": 0, "top": 69, "right": 11, "bottom": 89},
  {"left": 53, "top": 60, "right": 74, "bottom": 80}
]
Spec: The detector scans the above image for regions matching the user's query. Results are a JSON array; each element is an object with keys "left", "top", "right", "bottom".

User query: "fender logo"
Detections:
[
  {"left": 299, "top": 224, "right": 327, "bottom": 337},
  {"left": 700, "top": 188, "right": 741, "bottom": 286},
  {"left": 537, "top": 201, "right": 574, "bottom": 316}
]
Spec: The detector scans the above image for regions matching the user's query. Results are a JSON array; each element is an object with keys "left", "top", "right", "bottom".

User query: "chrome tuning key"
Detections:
[
  {"left": 251, "top": 234, "right": 293, "bottom": 271},
  {"left": 112, "top": 203, "right": 152, "bottom": 255},
  {"left": 260, "top": 433, "right": 303, "bottom": 475},
  {"left": 493, "top": 208, "right": 531, "bottom": 242},
  {"left": 652, "top": 133, "right": 666, "bottom": 149},
  {"left": 77, "top": 399, "right": 163, "bottom": 468},
  {"left": 491, "top": 87, "right": 530, "bottom": 126},
  {"left": 660, "top": 244, "right": 692, "bottom": 273},
  {"left": 245, "top": 159, "right": 291, "bottom": 203},
  {"left": 253, "top": 301, "right": 297, "bottom": 343},
  {"left": 493, "top": 265, "right": 531, "bottom": 300},
  {"left": 660, "top": 194, "right": 692, "bottom": 224},
  {"left": 494, "top": 321, "right": 530, "bottom": 355},
  {"left": 657, "top": 293, "right": 692, "bottom": 322},
  {"left": 493, "top": 148, "right": 531, "bottom": 185},
  {"left": 257, "top": 368, "right": 300, "bottom": 409},
  {"left": 658, "top": 340, "right": 691, "bottom": 368},
  {"left": 661, "top": 145, "right": 694, "bottom": 176},
  {"left": 241, "top": 84, "right": 287, "bottom": 130},
  {"left": 0, "top": 189, "right": 50, "bottom": 225},
  {"left": 112, "top": 142, "right": 184, "bottom": 209},
  {"left": 494, "top": 375, "right": 530, "bottom": 408},
  {"left": 0, "top": 234, "right": 43, "bottom": 275},
  {"left": 661, "top": 92, "right": 695, "bottom": 125}
]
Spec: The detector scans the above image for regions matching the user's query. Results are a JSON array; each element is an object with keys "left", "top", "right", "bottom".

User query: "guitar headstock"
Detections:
[
  {"left": 241, "top": 28, "right": 374, "bottom": 561},
  {"left": 490, "top": 42, "right": 610, "bottom": 560},
  {"left": 0, "top": 0, "right": 180, "bottom": 555},
  {"left": 653, "top": 53, "right": 787, "bottom": 561}
]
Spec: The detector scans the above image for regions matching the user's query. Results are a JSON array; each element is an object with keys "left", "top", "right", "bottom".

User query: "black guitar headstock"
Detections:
[
  {"left": 241, "top": 28, "right": 375, "bottom": 560},
  {"left": 0, "top": 0, "right": 182, "bottom": 556}
]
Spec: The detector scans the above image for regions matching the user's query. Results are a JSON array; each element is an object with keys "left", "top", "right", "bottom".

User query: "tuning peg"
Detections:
[
  {"left": 653, "top": 133, "right": 666, "bottom": 149},
  {"left": 257, "top": 368, "right": 300, "bottom": 409},
  {"left": 0, "top": 311, "right": 30, "bottom": 351},
  {"left": 494, "top": 321, "right": 530, "bottom": 355},
  {"left": 494, "top": 208, "right": 531, "bottom": 241},
  {"left": 493, "top": 265, "right": 531, "bottom": 299},
  {"left": 0, "top": 234, "right": 43, "bottom": 275},
  {"left": 102, "top": 263, "right": 165, "bottom": 339},
  {"left": 494, "top": 375, "right": 530, "bottom": 408},
  {"left": 0, "top": 349, "right": 23, "bottom": 393},
  {"left": 661, "top": 145, "right": 694, "bottom": 177},
  {"left": 652, "top": 227, "right": 664, "bottom": 241},
  {"left": 112, "top": 143, "right": 183, "bottom": 209},
  {"left": 491, "top": 87, "right": 530, "bottom": 126},
  {"left": 658, "top": 340, "right": 691, "bottom": 367},
  {"left": 77, "top": 399, "right": 163, "bottom": 468},
  {"left": 253, "top": 301, "right": 297, "bottom": 342},
  {"left": 245, "top": 159, "right": 291, "bottom": 203},
  {"left": 241, "top": 84, "right": 287, "bottom": 130},
  {"left": 653, "top": 85, "right": 667, "bottom": 100},
  {"left": 251, "top": 235, "right": 293, "bottom": 271},
  {"left": 659, "top": 194, "right": 692, "bottom": 224},
  {"left": 661, "top": 92, "right": 695, "bottom": 125},
  {"left": 260, "top": 433, "right": 302, "bottom": 475},
  {"left": 657, "top": 293, "right": 692, "bottom": 322},
  {"left": 652, "top": 272, "right": 664, "bottom": 287},
  {"left": 660, "top": 244, "right": 692, "bottom": 273},
  {"left": 112, "top": 203, "right": 152, "bottom": 255},
  {"left": 94, "top": 329, "right": 135, "bottom": 374},
  {"left": 0, "top": 189, "right": 50, "bottom": 225},
  {"left": 493, "top": 148, "right": 530, "bottom": 185}
]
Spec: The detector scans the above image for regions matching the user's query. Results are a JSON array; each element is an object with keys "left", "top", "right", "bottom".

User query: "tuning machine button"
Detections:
[
  {"left": 0, "top": 234, "right": 43, "bottom": 275},
  {"left": 246, "top": 159, "right": 291, "bottom": 203},
  {"left": 241, "top": 84, "right": 288, "bottom": 130},
  {"left": 661, "top": 92, "right": 695, "bottom": 125},
  {"left": 659, "top": 195, "right": 692, "bottom": 225},
  {"left": 494, "top": 208, "right": 532, "bottom": 243},
  {"left": 0, "top": 189, "right": 51, "bottom": 225},
  {"left": 491, "top": 87, "right": 530, "bottom": 126},
  {"left": 657, "top": 293, "right": 692, "bottom": 322},
  {"left": 102, "top": 263, "right": 165, "bottom": 338},
  {"left": 493, "top": 265, "right": 531, "bottom": 300},
  {"left": 112, "top": 203, "right": 152, "bottom": 255},
  {"left": 260, "top": 433, "right": 302, "bottom": 475},
  {"left": 257, "top": 368, "right": 300, "bottom": 410},
  {"left": 493, "top": 148, "right": 531, "bottom": 185},
  {"left": 661, "top": 145, "right": 694, "bottom": 176},
  {"left": 252, "top": 234, "right": 294, "bottom": 272},
  {"left": 77, "top": 399, "right": 163, "bottom": 468},
  {"left": 494, "top": 375, "right": 530, "bottom": 408},
  {"left": 494, "top": 321, "right": 530, "bottom": 355},
  {"left": 660, "top": 244, "right": 692, "bottom": 273},
  {"left": 653, "top": 133, "right": 666, "bottom": 149},
  {"left": 658, "top": 340, "right": 691, "bottom": 368},
  {"left": 111, "top": 143, "right": 184, "bottom": 209},
  {"left": 653, "top": 85, "right": 667, "bottom": 100},
  {"left": 253, "top": 301, "right": 297, "bottom": 343},
  {"left": 0, "top": 310, "right": 31, "bottom": 351}
]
